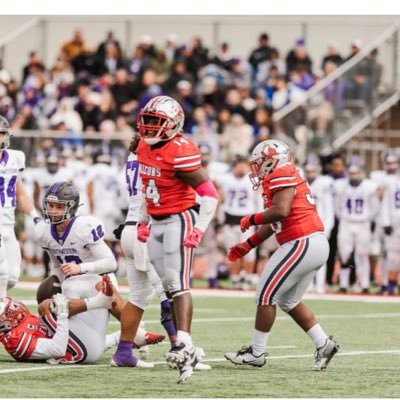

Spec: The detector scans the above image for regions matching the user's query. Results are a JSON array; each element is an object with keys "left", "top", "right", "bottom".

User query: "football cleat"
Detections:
[
  {"left": 111, "top": 354, "right": 154, "bottom": 368},
  {"left": 313, "top": 336, "right": 339, "bottom": 371},
  {"left": 139, "top": 345, "right": 150, "bottom": 360},
  {"left": 224, "top": 346, "right": 267, "bottom": 367},
  {"left": 193, "top": 347, "right": 212, "bottom": 371},
  {"left": 145, "top": 332, "right": 166, "bottom": 346},
  {"left": 165, "top": 343, "right": 202, "bottom": 384}
]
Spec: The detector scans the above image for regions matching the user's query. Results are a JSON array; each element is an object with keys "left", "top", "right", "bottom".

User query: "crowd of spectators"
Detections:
[{"left": 0, "top": 29, "right": 384, "bottom": 164}]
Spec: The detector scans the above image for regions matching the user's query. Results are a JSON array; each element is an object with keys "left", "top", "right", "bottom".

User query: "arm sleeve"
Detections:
[
  {"left": 79, "top": 241, "right": 117, "bottom": 274},
  {"left": 194, "top": 180, "right": 219, "bottom": 232},
  {"left": 29, "top": 315, "right": 69, "bottom": 360}
]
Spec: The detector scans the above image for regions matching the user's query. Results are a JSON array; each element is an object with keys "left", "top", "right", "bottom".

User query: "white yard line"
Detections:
[
  {"left": 1, "top": 349, "right": 399, "bottom": 374},
  {"left": 107, "top": 312, "right": 400, "bottom": 325},
  {"left": 14, "top": 281, "right": 400, "bottom": 303}
]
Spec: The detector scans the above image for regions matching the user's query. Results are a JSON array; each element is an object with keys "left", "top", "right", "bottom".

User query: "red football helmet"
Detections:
[
  {"left": 137, "top": 96, "right": 184, "bottom": 145},
  {"left": 0, "top": 297, "right": 31, "bottom": 333},
  {"left": 249, "top": 139, "right": 293, "bottom": 189}
]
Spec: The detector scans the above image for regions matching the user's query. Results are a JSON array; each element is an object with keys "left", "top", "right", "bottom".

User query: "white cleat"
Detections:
[
  {"left": 224, "top": 345, "right": 267, "bottom": 367},
  {"left": 313, "top": 336, "right": 339, "bottom": 371},
  {"left": 194, "top": 362, "right": 212, "bottom": 371}
]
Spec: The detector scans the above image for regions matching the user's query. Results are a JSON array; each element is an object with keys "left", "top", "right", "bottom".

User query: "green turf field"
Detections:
[{"left": 1, "top": 284, "right": 399, "bottom": 398}]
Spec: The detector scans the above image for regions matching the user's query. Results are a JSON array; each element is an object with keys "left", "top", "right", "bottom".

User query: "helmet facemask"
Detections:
[
  {"left": 0, "top": 130, "right": 11, "bottom": 150},
  {"left": 0, "top": 297, "right": 31, "bottom": 333},
  {"left": 137, "top": 96, "right": 184, "bottom": 145},
  {"left": 248, "top": 140, "right": 292, "bottom": 190},
  {"left": 43, "top": 196, "right": 77, "bottom": 225},
  {"left": 249, "top": 157, "right": 279, "bottom": 190}
]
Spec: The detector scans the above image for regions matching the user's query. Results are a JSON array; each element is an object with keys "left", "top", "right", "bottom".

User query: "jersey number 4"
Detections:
[
  {"left": 0, "top": 175, "right": 17, "bottom": 207},
  {"left": 145, "top": 179, "right": 160, "bottom": 206}
]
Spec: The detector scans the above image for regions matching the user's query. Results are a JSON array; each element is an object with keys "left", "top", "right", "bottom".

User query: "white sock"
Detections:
[
  {"left": 251, "top": 329, "right": 269, "bottom": 356},
  {"left": 104, "top": 331, "right": 120, "bottom": 351},
  {"left": 134, "top": 326, "right": 147, "bottom": 347},
  {"left": 177, "top": 330, "right": 192, "bottom": 347},
  {"left": 306, "top": 323, "right": 328, "bottom": 348}
]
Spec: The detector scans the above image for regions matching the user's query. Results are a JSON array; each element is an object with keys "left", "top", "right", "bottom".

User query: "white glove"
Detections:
[{"left": 51, "top": 293, "right": 69, "bottom": 318}]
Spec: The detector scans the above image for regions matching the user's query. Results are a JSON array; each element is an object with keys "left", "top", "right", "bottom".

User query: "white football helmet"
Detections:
[
  {"left": 0, "top": 297, "right": 31, "bottom": 333},
  {"left": 0, "top": 115, "right": 11, "bottom": 150},
  {"left": 249, "top": 139, "right": 293, "bottom": 189},
  {"left": 137, "top": 96, "right": 184, "bottom": 145}
]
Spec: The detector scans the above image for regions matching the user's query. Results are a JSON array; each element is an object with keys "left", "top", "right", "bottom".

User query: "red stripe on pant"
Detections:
[
  {"left": 181, "top": 210, "right": 194, "bottom": 290},
  {"left": 261, "top": 239, "right": 306, "bottom": 305}
]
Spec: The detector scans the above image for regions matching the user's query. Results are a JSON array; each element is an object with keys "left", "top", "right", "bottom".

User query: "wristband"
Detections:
[
  {"left": 246, "top": 232, "right": 263, "bottom": 248},
  {"left": 29, "top": 209, "right": 40, "bottom": 219}
]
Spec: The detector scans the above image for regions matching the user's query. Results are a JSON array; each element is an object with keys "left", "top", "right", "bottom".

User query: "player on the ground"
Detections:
[
  {"left": 134, "top": 95, "right": 219, "bottom": 383},
  {"left": 0, "top": 115, "right": 40, "bottom": 294},
  {"left": 0, "top": 275, "right": 157, "bottom": 365},
  {"left": 34, "top": 181, "right": 163, "bottom": 363},
  {"left": 224, "top": 139, "right": 339, "bottom": 371}
]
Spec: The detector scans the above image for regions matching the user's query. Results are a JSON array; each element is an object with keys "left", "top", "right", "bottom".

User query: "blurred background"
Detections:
[{"left": 1, "top": 15, "right": 400, "bottom": 294}]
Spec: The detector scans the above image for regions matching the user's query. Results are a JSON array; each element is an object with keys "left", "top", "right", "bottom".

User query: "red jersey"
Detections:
[
  {"left": 0, "top": 314, "right": 51, "bottom": 361},
  {"left": 137, "top": 134, "right": 202, "bottom": 216},
  {"left": 262, "top": 164, "right": 324, "bottom": 244}
]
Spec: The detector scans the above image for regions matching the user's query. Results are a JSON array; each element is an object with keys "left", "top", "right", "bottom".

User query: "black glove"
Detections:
[
  {"left": 384, "top": 226, "right": 393, "bottom": 236},
  {"left": 370, "top": 221, "right": 376, "bottom": 233},
  {"left": 113, "top": 223, "right": 125, "bottom": 240}
]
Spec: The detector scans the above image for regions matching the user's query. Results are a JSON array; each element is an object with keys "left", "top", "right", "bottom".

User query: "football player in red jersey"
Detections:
[
  {"left": 224, "top": 139, "right": 339, "bottom": 371},
  {"left": 121, "top": 95, "right": 218, "bottom": 383},
  {"left": 0, "top": 276, "right": 117, "bottom": 363}
]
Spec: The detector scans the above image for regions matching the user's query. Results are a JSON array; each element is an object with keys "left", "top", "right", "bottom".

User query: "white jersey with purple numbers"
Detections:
[
  {"left": 334, "top": 178, "right": 380, "bottom": 223},
  {"left": 381, "top": 174, "right": 400, "bottom": 233},
  {"left": 125, "top": 153, "right": 143, "bottom": 223},
  {"left": 309, "top": 175, "right": 335, "bottom": 235},
  {"left": 86, "top": 163, "right": 121, "bottom": 217},
  {"left": 216, "top": 172, "right": 260, "bottom": 217},
  {"left": 0, "top": 149, "right": 25, "bottom": 225},
  {"left": 33, "top": 167, "right": 73, "bottom": 205},
  {"left": 34, "top": 215, "right": 107, "bottom": 283}
]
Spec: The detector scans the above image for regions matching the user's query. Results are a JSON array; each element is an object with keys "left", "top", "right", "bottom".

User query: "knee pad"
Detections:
[
  {"left": 36, "top": 275, "right": 62, "bottom": 303},
  {"left": 279, "top": 300, "right": 299, "bottom": 314},
  {"left": 62, "top": 275, "right": 100, "bottom": 299}
]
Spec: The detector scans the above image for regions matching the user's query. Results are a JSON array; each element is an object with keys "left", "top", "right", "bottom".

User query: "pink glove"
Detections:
[
  {"left": 137, "top": 223, "right": 151, "bottom": 243},
  {"left": 183, "top": 227, "right": 204, "bottom": 248},
  {"left": 227, "top": 241, "right": 252, "bottom": 262}
]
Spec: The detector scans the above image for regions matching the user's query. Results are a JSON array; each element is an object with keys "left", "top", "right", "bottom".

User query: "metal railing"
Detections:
[{"left": 272, "top": 22, "right": 400, "bottom": 161}]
